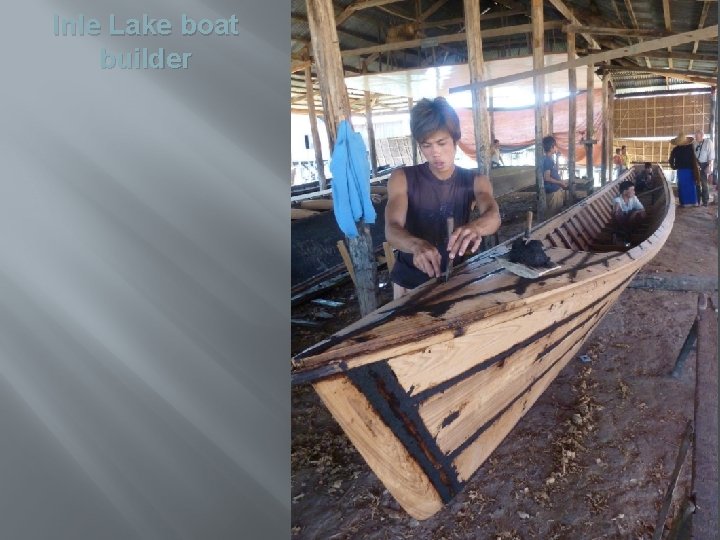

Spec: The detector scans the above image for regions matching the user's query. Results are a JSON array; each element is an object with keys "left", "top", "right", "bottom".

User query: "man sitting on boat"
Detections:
[
  {"left": 635, "top": 162, "right": 654, "bottom": 193},
  {"left": 612, "top": 180, "right": 646, "bottom": 244},
  {"left": 385, "top": 97, "right": 501, "bottom": 299}
]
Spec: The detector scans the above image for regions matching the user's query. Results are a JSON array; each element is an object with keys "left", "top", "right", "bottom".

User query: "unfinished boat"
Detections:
[{"left": 291, "top": 164, "right": 674, "bottom": 520}]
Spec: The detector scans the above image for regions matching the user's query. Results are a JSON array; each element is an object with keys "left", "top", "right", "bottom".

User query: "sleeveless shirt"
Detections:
[{"left": 389, "top": 163, "right": 477, "bottom": 289}]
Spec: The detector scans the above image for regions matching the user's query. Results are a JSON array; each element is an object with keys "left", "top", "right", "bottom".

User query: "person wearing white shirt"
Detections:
[
  {"left": 612, "top": 180, "right": 645, "bottom": 244},
  {"left": 693, "top": 129, "right": 715, "bottom": 206}
]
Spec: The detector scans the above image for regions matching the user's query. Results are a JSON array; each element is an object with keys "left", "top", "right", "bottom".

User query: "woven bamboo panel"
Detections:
[
  {"left": 614, "top": 94, "right": 711, "bottom": 139},
  {"left": 375, "top": 136, "right": 423, "bottom": 167}
]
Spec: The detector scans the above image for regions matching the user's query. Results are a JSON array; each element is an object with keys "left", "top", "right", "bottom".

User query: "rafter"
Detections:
[
  {"left": 335, "top": 0, "right": 405, "bottom": 27},
  {"left": 450, "top": 25, "right": 719, "bottom": 92},
  {"left": 545, "top": 0, "right": 599, "bottom": 49},
  {"left": 690, "top": 0, "right": 713, "bottom": 70},
  {"left": 565, "top": 25, "right": 670, "bottom": 38},
  {"left": 340, "top": 21, "right": 563, "bottom": 57}
]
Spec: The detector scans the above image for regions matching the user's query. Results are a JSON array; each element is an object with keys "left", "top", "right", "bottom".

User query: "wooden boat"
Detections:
[{"left": 291, "top": 165, "right": 674, "bottom": 520}]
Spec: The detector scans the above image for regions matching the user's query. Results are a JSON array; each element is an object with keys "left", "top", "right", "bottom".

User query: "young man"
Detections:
[
  {"left": 385, "top": 97, "right": 501, "bottom": 299},
  {"left": 635, "top": 162, "right": 654, "bottom": 193},
  {"left": 620, "top": 145, "right": 630, "bottom": 173},
  {"left": 612, "top": 179, "right": 646, "bottom": 243},
  {"left": 541, "top": 135, "right": 568, "bottom": 216},
  {"left": 693, "top": 129, "right": 715, "bottom": 206}
]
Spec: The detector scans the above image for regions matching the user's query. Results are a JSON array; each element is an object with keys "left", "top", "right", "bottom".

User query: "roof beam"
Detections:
[
  {"left": 579, "top": 48, "right": 717, "bottom": 62},
  {"left": 340, "top": 21, "right": 563, "bottom": 57},
  {"left": 450, "top": 25, "right": 719, "bottom": 92},
  {"left": 662, "top": 0, "right": 673, "bottom": 68},
  {"left": 690, "top": 1, "right": 713, "bottom": 70},
  {"left": 545, "top": 0, "right": 599, "bottom": 49},
  {"left": 565, "top": 25, "right": 669, "bottom": 38},
  {"left": 420, "top": 0, "right": 451, "bottom": 22},
  {"left": 335, "top": 0, "right": 404, "bottom": 27},
  {"left": 601, "top": 65, "right": 715, "bottom": 85}
]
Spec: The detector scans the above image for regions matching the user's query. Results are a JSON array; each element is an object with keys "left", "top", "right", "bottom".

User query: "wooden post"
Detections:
[
  {"left": 605, "top": 82, "right": 615, "bottom": 186},
  {"left": 568, "top": 31, "right": 577, "bottom": 201},
  {"left": 532, "top": 0, "right": 547, "bottom": 220},
  {"left": 306, "top": 0, "right": 352, "bottom": 152},
  {"left": 585, "top": 65, "right": 594, "bottom": 184},
  {"left": 464, "top": 0, "right": 492, "bottom": 175},
  {"left": 306, "top": 0, "right": 377, "bottom": 316},
  {"left": 489, "top": 90, "right": 496, "bottom": 144},
  {"left": 600, "top": 73, "right": 608, "bottom": 186},
  {"left": 408, "top": 97, "right": 417, "bottom": 165},
  {"left": 547, "top": 90, "right": 554, "bottom": 135},
  {"left": 304, "top": 65, "right": 327, "bottom": 191},
  {"left": 363, "top": 66, "right": 378, "bottom": 178}
]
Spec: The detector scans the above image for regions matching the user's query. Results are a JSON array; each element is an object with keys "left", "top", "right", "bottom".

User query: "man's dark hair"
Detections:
[
  {"left": 493, "top": 139, "right": 499, "bottom": 144},
  {"left": 542, "top": 135, "right": 556, "bottom": 153},
  {"left": 410, "top": 97, "right": 461, "bottom": 143},
  {"left": 619, "top": 180, "right": 634, "bottom": 193},
  {"left": 644, "top": 162, "right": 652, "bottom": 168}
]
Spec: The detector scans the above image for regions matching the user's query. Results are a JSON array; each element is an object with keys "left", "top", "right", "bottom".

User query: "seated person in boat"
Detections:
[
  {"left": 385, "top": 97, "right": 501, "bottom": 299},
  {"left": 635, "top": 162, "right": 654, "bottom": 193},
  {"left": 542, "top": 135, "right": 569, "bottom": 216},
  {"left": 612, "top": 180, "right": 646, "bottom": 242}
]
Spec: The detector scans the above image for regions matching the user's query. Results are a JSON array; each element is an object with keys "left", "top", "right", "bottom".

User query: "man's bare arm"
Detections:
[{"left": 447, "top": 174, "right": 501, "bottom": 259}]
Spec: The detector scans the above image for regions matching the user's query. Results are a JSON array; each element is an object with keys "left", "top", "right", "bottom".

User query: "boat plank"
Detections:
[{"left": 313, "top": 375, "right": 444, "bottom": 519}]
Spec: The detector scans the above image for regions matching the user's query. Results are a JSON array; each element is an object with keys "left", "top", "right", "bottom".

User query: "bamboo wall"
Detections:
[{"left": 613, "top": 93, "right": 712, "bottom": 164}]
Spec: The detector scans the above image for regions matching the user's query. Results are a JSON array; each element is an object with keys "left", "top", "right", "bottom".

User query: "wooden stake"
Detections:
[{"left": 586, "top": 67, "right": 594, "bottom": 184}]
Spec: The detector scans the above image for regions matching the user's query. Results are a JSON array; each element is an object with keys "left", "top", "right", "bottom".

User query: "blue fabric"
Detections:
[
  {"left": 330, "top": 120, "right": 376, "bottom": 237},
  {"left": 676, "top": 169, "right": 698, "bottom": 205}
]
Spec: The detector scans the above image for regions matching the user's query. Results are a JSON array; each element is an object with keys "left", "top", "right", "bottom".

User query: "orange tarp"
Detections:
[{"left": 457, "top": 89, "right": 605, "bottom": 165}]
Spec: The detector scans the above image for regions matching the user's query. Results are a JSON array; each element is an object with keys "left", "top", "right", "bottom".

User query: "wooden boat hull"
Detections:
[{"left": 293, "top": 167, "right": 675, "bottom": 519}]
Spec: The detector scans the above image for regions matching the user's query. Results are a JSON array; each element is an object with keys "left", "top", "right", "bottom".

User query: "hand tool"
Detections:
[{"left": 445, "top": 216, "right": 455, "bottom": 282}]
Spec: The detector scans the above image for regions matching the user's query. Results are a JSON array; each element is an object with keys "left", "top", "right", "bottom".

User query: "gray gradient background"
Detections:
[{"left": 0, "top": 1, "right": 289, "bottom": 538}]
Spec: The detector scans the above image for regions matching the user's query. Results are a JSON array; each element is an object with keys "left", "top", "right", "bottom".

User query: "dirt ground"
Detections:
[{"left": 291, "top": 189, "right": 718, "bottom": 540}]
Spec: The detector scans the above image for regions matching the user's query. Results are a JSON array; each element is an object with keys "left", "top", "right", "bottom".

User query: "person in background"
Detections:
[
  {"left": 613, "top": 148, "right": 623, "bottom": 179},
  {"left": 491, "top": 139, "right": 504, "bottom": 168},
  {"left": 669, "top": 132, "right": 699, "bottom": 207},
  {"left": 612, "top": 180, "right": 646, "bottom": 244},
  {"left": 635, "top": 162, "right": 654, "bottom": 193},
  {"left": 620, "top": 145, "right": 630, "bottom": 174},
  {"left": 693, "top": 129, "right": 714, "bottom": 206},
  {"left": 542, "top": 135, "right": 568, "bottom": 217},
  {"left": 385, "top": 97, "right": 501, "bottom": 299}
]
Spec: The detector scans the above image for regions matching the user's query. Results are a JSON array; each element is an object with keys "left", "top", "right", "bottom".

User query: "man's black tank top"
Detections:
[{"left": 390, "top": 163, "right": 476, "bottom": 289}]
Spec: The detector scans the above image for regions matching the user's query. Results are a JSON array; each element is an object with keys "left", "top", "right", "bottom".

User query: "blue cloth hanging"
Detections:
[{"left": 330, "top": 120, "right": 376, "bottom": 238}]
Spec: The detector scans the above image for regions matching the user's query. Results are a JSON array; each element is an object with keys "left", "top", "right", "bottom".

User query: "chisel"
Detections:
[{"left": 445, "top": 216, "right": 455, "bottom": 282}]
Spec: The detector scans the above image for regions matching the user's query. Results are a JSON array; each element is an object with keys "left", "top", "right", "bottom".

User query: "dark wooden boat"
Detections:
[{"left": 291, "top": 165, "right": 674, "bottom": 520}]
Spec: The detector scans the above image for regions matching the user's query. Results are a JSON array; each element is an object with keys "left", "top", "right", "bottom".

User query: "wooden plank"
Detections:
[
  {"left": 449, "top": 25, "right": 719, "bottom": 92},
  {"left": 419, "top": 292, "right": 617, "bottom": 456},
  {"left": 313, "top": 375, "right": 444, "bottom": 520},
  {"left": 291, "top": 208, "right": 321, "bottom": 219},
  {"left": 452, "top": 291, "right": 621, "bottom": 480},
  {"left": 387, "top": 263, "right": 628, "bottom": 396},
  {"left": 383, "top": 241, "right": 396, "bottom": 272},
  {"left": 545, "top": 0, "right": 599, "bottom": 49},
  {"left": 336, "top": 239, "right": 356, "bottom": 286},
  {"left": 299, "top": 199, "right": 333, "bottom": 211},
  {"left": 693, "top": 295, "right": 719, "bottom": 538}
]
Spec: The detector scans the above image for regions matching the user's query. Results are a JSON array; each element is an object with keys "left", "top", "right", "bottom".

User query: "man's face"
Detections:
[
  {"left": 624, "top": 186, "right": 635, "bottom": 198},
  {"left": 419, "top": 130, "right": 456, "bottom": 174},
  {"left": 695, "top": 130, "right": 704, "bottom": 142}
]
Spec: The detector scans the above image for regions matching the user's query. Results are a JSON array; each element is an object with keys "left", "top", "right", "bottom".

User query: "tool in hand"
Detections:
[{"left": 445, "top": 216, "right": 455, "bottom": 282}]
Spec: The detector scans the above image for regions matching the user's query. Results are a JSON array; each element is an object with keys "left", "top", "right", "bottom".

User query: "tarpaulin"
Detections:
[
  {"left": 330, "top": 120, "right": 377, "bottom": 237},
  {"left": 457, "top": 89, "right": 605, "bottom": 165}
]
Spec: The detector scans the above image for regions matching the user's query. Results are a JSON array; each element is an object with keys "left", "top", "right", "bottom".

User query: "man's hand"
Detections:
[
  {"left": 410, "top": 239, "right": 442, "bottom": 278},
  {"left": 447, "top": 223, "right": 483, "bottom": 260}
]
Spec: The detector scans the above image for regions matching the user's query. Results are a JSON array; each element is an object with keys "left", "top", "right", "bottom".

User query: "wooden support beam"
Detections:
[
  {"left": 601, "top": 74, "right": 608, "bottom": 185},
  {"left": 306, "top": 0, "right": 353, "bottom": 151},
  {"left": 578, "top": 49, "right": 717, "bottom": 62},
  {"left": 564, "top": 25, "right": 669, "bottom": 38},
  {"left": 586, "top": 67, "right": 594, "bottom": 183},
  {"left": 601, "top": 65, "right": 716, "bottom": 84},
  {"left": 605, "top": 82, "right": 614, "bottom": 187},
  {"left": 661, "top": 0, "right": 673, "bottom": 69},
  {"left": 363, "top": 66, "right": 378, "bottom": 178},
  {"left": 420, "top": 0, "right": 450, "bottom": 22},
  {"left": 464, "top": 0, "right": 491, "bottom": 175},
  {"left": 545, "top": 0, "right": 599, "bottom": 49},
  {"left": 532, "top": 0, "right": 547, "bottom": 220},
  {"left": 408, "top": 97, "right": 417, "bottom": 166},
  {"left": 690, "top": 0, "right": 713, "bottom": 71},
  {"left": 305, "top": 66, "right": 328, "bottom": 191},
  {"left": 568, "top": 31, "right": 577, "bottom": 199},
  {"left": 449, "top": 25, "right": 719, "bottom": 93},
  {"left": 335, "top": 0, "right": 404, "bottom": 27},
  {"left": 340, "top": 21, "right": 563, "bottom": 57}
]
